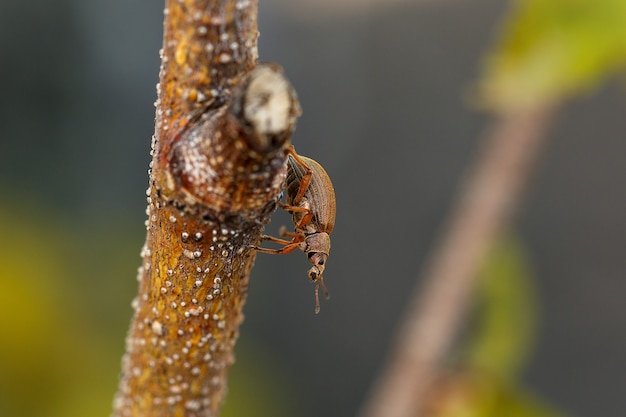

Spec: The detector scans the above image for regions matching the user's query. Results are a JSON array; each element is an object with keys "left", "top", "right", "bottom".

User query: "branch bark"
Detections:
[
  {"left": 359, "top": 104, "right": 556, "bottom": 417},
  {"left": 112, "top": 2, "right": 300, "bottom": 416}
]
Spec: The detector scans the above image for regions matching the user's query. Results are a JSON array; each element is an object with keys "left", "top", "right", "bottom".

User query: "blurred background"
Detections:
[{"left": 1, "top": 0, "right": 625, "bottom": 416}]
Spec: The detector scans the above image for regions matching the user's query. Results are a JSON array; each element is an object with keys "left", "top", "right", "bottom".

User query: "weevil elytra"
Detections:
[{"left": 254, "top": 145, "right": 336, "bottom": 314}]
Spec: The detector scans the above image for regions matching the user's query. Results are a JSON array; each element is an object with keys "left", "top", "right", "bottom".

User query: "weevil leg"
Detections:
[
  {"left": 254, "top": 231, "right": 304, "bottom": 254},
  {"left": 253, "top": 241, "right": 301, "bottom": 255},
  {"left": 286, "top": 146, "right": 313, "bottom": 205},
  {"left": 296, "top": 212, "right": 313, "bottom": 230},
  {"left": 295, "top": 211, "right": 314, "bottom": 230},
  {"left": 279, "top": 225, "right": 300, "bottom": 238},
  {"left": 261, "top": 235, "right": 294, "bottom": 245},
  {"left": 277, "top": 202, "right": 308, "bottom": 213},
  {"left": 278, "top": 203, "right": 315, "bottom": 231}
]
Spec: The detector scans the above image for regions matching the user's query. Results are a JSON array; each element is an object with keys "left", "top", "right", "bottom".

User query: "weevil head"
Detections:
[
  {"left": 303, "top": 233, "right": 331, "bottom": 313},
  {"left": 303, "top": 232, "right": 330, "bottom": 281},
  {"left": 304, "top": 232, "right": 330, "bottom": 256},
  {"left": 307, "top": 252, "right": 330, "bottom": 315}
]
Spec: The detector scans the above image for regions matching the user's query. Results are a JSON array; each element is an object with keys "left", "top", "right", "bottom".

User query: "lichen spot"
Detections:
[
  {"left": 151, "top": 320, "right": 164, "bottom": 336},
  {"left": 218, "top": 52, "right": 232, "bottom": 64}
]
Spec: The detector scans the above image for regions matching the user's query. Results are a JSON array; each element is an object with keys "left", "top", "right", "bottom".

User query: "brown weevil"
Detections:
[{"left": 254, "top": 145, "right": 336, "bottom": 314}]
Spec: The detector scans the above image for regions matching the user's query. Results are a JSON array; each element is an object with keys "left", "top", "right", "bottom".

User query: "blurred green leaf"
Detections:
[
  {"left": 0, "top": 200, "right": 292, "bottom": 417},
  {"left": 0, "top": 203, "right": 119, "bottom": 417},
  {"left": 426, "top": 236, "right": 571, "bottom": 417},
  {"left": 0, "top": 205, "right": 68, "bottom": 417},
  {"left": 476, "top": 0, "right": 626, "bottom": 110},
  {"left": 462, "top": 235, "right": 537, "bottom": 379},
  {"left": 222, "top": 342, "right": 298, "bottom": 417},
  {"left": 425, "top": 372, "right": 568, "bottom": 417}
]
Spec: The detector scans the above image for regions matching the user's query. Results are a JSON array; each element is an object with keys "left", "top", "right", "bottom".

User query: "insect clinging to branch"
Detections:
[{"left": 254, "top": 145, "right": 336, "bottom": 314}]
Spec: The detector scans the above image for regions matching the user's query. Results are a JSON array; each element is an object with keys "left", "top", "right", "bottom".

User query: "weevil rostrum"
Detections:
[{"left": 254, "top": 145, "right": 336, "bottom": 314}]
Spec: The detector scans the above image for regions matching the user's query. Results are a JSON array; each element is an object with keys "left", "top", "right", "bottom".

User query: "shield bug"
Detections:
[{"left": 254, "top": 145, "right": 336, "bottom": 314}]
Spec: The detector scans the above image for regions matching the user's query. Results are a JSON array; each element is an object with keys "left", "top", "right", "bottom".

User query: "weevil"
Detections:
[{"left": 254, "top": 145, "right": 336, "bottom": 314}]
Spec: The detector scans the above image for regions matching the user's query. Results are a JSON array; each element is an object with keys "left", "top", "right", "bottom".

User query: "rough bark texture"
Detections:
[{"left": 113, "top": 1, "right": 300, "bottom": 416}]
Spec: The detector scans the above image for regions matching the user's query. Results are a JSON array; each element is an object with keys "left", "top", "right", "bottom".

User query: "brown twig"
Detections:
[
  {"left": 112, "top": 1, "right": 301, "bottom": 416},
  {"left": 358, "top": 104, "right": 556, "bottom": 417}
]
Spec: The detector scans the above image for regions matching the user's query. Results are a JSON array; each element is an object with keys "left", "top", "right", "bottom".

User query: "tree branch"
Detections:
[
  {"left": 112, "top": 2, "right": 300, "bottom": 416},
  {"left": 359, "top": 104, "right": 556, "bottom": 417}
]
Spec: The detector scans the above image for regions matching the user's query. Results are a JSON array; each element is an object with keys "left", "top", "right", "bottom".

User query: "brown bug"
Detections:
[{"left": 254, "top": 145, "right": 336, "bottom": 314}]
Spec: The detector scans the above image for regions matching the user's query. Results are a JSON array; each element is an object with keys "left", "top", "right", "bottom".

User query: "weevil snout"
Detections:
[
  {"left": 307, "top": 251, "right": 330, "bottom": 314},
  {"left": 307, "top": 252, "right": 327, "bottom": 281},
  {"left": 304, "top": 233, "right": 330, "bottom": 282},
  {"left": 302, "top": 232, "right": 331, "bottom": 313}
]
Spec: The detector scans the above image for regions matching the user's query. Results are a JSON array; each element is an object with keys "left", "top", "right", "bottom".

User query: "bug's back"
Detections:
[{"left": 286, "top": 155, "right": 336, "bottom": 234}]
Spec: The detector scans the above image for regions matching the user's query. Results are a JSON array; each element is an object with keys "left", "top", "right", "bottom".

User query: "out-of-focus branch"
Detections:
[
  {"left": 359, "top": 104, "right": 556, "bottom": 417},
  {"left": 112, "top": 1, "right": 301, "bottom": 416}
]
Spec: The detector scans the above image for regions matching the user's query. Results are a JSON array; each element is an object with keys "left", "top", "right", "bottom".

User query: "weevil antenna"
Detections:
[
  {"left": 319, "top": 276, "right": 330, "bottom": 300},
  {"left": 314, "top": 283, "right": 321, "bottom": 315},
  {"left": 313, "top": 276, "right": 330, "bottom": 314}
]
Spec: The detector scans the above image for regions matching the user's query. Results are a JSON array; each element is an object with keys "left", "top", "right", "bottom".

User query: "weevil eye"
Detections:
[{"left": 308, "top": 251, "right": 326, "bottom": 266}]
